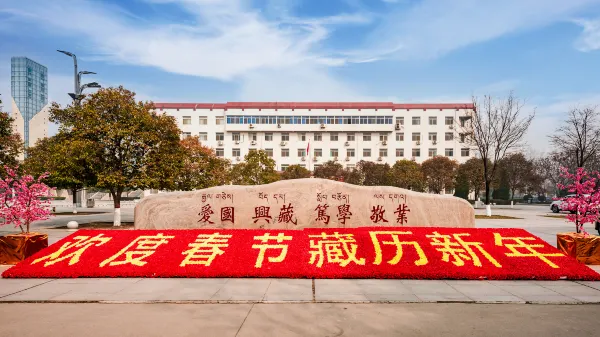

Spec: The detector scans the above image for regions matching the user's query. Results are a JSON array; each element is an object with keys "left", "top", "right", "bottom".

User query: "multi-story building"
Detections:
[
  {"left": 10, "top": 57, "right": 49, "bottom": 158},
  {"left": 156, "top": 102, "right": 476, "bottom": 170}
]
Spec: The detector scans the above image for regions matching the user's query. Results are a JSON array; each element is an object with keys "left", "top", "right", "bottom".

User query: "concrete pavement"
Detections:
[{"left": 0, "top": 303, "right": 599, "bottom": 337}]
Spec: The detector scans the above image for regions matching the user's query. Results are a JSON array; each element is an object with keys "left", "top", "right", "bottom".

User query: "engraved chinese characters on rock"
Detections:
[
  {"left": 370, "top": 205, "right": 389, "bottom": 224},
  {"left": 337, "top": 204, "right": 352, "bottom": 225},
  {"left": 32, "top": 234, "right": 112, "bottom": 267},
  {"left": 308, "top": 232, "right": 365, "bottom": 267},
  {"left": 198, "top": 204, "right": 215, "bottom": 224},
  {"left": 369, "top": 231, "right": 428, "bottom": 266},
  {"left": 277, "top": 203, "right": 297, "bottom": 226},
  {"left": 252, "top": 233, "right": 293, "bottom": 268},
  {"left": 494, "top": 233, "right": 564, "bottom": 268},
  {"left": 394, "top": 204, "right": 410, "bottom": 225},
  {"left": 100, "top": 234, "right": 174, "bottom": 267},
  {"left": 220, "top": 206, "right": 235, "bottom": 224},
  {"left": 253, "top": 206, "right": 272, "bottom": 225},
  {"left": 427, "top": 231, "right": 501, "bottom": 268},
  {"left": 314, "top": 204, "right": 331, "bottom": 225},
  {"left": 180, "top": 233, "right": 232, "bottom": 267}
]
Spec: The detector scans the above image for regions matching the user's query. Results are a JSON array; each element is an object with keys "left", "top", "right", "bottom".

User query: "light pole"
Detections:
[
  {"left": 57, "top": 50, "right": 101, "bottom": 106},
  {"left": 57, "top": 50, "right": 102, "bottom": 213}
]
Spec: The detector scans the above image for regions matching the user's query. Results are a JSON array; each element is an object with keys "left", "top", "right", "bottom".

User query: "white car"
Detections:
[{"left": 550, "top": 194, "right": 577, "bottom": 213}]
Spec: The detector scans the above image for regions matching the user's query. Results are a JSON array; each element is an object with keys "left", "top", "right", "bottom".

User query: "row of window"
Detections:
[
  {"left": 183, "top": 131, "right": 468, "bottom": 143},
  {"left": 217, "top": 148, "right": 470, "bottom": 158},
  {"left": 181, "top": 115, "right": 468, "bottom": 126}
]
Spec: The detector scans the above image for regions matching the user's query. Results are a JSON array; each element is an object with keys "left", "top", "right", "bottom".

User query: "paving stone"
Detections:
[
  {"left": 518, "top": 295, "right": 581, "bottom": 304},
  {"left": 0, "top": 278, "right": 55, "bottom": 297},
  {"left": 314, "top": 279, "right": 363, "bottom": 295},
  {"left": 466, "top": 295, "right": 525, "bottom": 303},
  {"left": 211, "top": 279, "right": 271, "bottom": 301},
  {"left": 414, "top": 294, "right": 473, "bottom": 302},
  {"left": 576, "top": 281, "right": 600, "bottom": 291},
  {"left": 263, "top": 279, "right": 312, "bottom": 302},
  {"left": 356, "top": 279, "right": 412, "bottom": 295},
  {"left": 493, "top": 284, "right": 561, "bottom": 296},
  {"left": 364, "top": 293, "right": 421, "bottom": 302},
  {"left": 0, "top": 282, "right": 72, "bottom": 301},
  {"left": 569, "top": 295, "right": 600, "bottom": 303},
  {"left": 402, "top": 281, "right": 463, "bottom": 295},
  {"left": 446, "top": 281, "right": 512, "bottom": 296},
  {"left": 315, "top": 293, "right": 370, "bottom": 302},
  {"left": 540, "top": 284, "right": 600, "bottom": 297}
]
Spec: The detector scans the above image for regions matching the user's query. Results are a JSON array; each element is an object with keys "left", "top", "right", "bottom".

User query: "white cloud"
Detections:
[
  {"left": 573, "top": 18, "right": 600, "bottom": 51},
  {"left": 363, "top": 0, "right": 600, "bottom": 60}
]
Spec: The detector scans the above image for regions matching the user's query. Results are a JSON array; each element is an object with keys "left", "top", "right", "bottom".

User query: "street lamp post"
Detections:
[
  {"left": 57, "top": 50, "right": 101, "bottom": 106},
  {"left": 57, "top": 50, "right": 102, "bottom": 213}
]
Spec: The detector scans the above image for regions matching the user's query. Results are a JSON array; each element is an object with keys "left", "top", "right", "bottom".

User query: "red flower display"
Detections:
[{"left": 3, "top": 227, "right": 599, "bottom": 280}]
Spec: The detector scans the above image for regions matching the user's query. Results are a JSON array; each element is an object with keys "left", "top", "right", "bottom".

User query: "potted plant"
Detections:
[
  {"left": 0, "top": 166, "right": 53, "bottom": 264},
  {"left": 556, "top": 167, "right": 600, "bottom": 265}
]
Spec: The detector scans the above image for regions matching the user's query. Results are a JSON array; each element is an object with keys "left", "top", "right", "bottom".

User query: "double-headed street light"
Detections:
[{"left": 57, "top": 50, "right": 101, "bottom": 105}]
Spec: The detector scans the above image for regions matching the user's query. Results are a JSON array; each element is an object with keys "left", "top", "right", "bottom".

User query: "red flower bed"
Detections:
[{"left": 3, "top": 227, "right": 599, "bottom": 280}]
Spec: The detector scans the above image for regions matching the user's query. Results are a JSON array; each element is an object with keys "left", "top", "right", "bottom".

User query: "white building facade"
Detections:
[{"left": 157, "top": 102, "right": 476, "bottom": 171}]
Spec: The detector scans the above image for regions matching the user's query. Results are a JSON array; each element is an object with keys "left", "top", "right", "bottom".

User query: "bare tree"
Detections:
[
  {"left": 549, "top": 106, "right": 600, "bottom": 169},
  {"left": 461, "top": 93, "right": 535, "bottom": 214}
]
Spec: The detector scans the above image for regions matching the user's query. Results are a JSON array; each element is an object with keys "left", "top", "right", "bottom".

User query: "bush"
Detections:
[{"left": 39, "top": 196, "right": 66, "bottom": 200}]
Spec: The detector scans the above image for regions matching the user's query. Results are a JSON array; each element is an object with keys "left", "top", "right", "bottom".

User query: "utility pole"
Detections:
[{"left": 56, "top": 50, "right": 102, "bottom": 212}]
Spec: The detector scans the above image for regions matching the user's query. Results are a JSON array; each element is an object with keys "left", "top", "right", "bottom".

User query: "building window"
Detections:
[
  {"left": 249, "top": 132, "right": 257, "bottom": 141},
  {"left": 412, "top": 133, "right": 421, "bottom": 142},
  {"left": 412, "top": 117, "right": 420, "bottom": 125},
  {"left": 445, "top": 148, "right": 454, "bottom": 157},
  {"left": 299, "top": 164, "right": 306, "bottom": 168},
  {"left": 330, "top": 149, "right": 339, "bottom": 157},
  {"left": 216, "top": 117, "right": 224, "bottom": 125},
  {"left": 314, "top": 133, "right": 322, "bottom": 141},
  {"left": 216, "top": 132, "right": 224, "bottom": 141},
  {"left": 347, "top": 133, "right": 355, "bottom": 141},
  {"left": 232, "top": 148, "right": 241, "bottom": 157},
  {"left": 265, "top": 133, "right": 273, "bottom": 141},
  {"left": 232, "top": 133, "right": 241, "bottom": 141},
  {"left": 281, "top": 133, "right": 289, "bottom": 141},
  {"left": 299, "top": 133, "right": 306, "bottom": 141},
  {"left": 363, "top": 149, "right": 371, "bottom": 157},
  {"left": 298, "top": 149, "right": 306, "bottom": 157},
  {"left": 396, "top": 117, "right": 404, "bottom": 125},
  {"left": 347, "top": 164, "right": 355, "bottom": 169},
  {"left": 347, "top": 149, "right": 355, "bottom": 157},
  {"left": 445, "top": 116, "right": 454, "bottom": 125},
  {"left": 183, "top": 116, "right": 192, "bottom": 125},
  {"left": 379, "top": 133, "right": 388, "bottom": 142},
  {"left": 460, "top": 133, "right": 466, "bottom": 143},
  {"left": 396, "top": 133, "right": 404, "bottom": 141},
  {"left": 412, "top": 148, "right": 421, "bottom": 157},
  {"left": 428, "top": 133, "right": 437, "bottom": 142},
  {"left": 199, "top": 116, "right": 208, "bottom": 125},
  {"left": 216, "top": 148, "right": 224, "bottom": 157},
  {"left": 265, "top": 148, "right": 273, "bottom": 157},
  {"left": 429, "top": 148, "right": 437, "bottom": 157},
  {"left": 396, "top": 148, "right": 404, "bottom": 157},
  {"left": 379, "top": 149, "right": 388, "bottom": 157},
  {"left": 445, "top": 132, "right": 453, "bottom": 141},
  {"left": 363, "top": 133, "right": 371, "bottom": 141},
  {"left": 313, "top": 164, "right": 322, "bottom": 169},
  {"left": 281, "top": 148, "right": 289, "bottom": 157},
  {"left": 281, "top": 164, "right": 289, "bottom": 171},
  {"left": 314, "top": 149, "right": 323, "bottom": 157},
  {"left": 330, "top": 133, "right": 338, "bottom": 141},
  {"left": 182, "top": 132, "right": 191, "bottom": 138},
  {"left": 461, "top": 148, "right": 470, "bottom": 157},
  {"left": 429, "top": 116, "right": 437, "bottom": 125},
  {"left": 199, "top": 132, "right": 208, "bottom": 141}
]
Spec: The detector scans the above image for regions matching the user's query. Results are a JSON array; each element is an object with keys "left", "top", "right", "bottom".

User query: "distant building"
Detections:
[
  {"left": 156, "top": 102, "right": 477, "bottom": 171},
  {"left": 10, "top": 57, "right": 49, "bottom": 157}
]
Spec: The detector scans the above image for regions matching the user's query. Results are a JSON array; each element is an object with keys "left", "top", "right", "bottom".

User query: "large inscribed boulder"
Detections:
[{"left": 135, "top": 179, "right": 474, "bottom": 229}]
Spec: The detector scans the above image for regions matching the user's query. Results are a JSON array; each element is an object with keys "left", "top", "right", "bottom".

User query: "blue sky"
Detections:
[{"left": 2, "top": 0, "right": 600, "bottom": 153}]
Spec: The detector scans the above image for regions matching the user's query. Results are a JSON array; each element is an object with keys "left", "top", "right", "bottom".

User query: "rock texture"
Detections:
[{"left": 134, "top": 178, "right": 474, "bottom": 230}]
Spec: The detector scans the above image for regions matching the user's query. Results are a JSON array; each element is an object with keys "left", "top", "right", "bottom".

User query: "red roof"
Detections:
[{"left": 153, "top": 102, "right": 474, "bottom": 110}]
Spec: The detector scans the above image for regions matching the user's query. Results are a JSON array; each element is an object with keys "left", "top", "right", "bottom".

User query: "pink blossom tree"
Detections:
[
  {"left": 0, "top": 166, "right": 53, "bottom": 233},
  {"left": 557, "top": 167, "right": 600, "bottom": 234}
]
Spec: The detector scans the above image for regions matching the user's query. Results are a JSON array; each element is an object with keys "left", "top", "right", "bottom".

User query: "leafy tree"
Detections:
[
  {"left": 454, "top": 169, "right": 470, "bottom": 200},
  {"left": 356, "top": 160, "right": 391, "bottom": 186},
  {"left": 0, "top": 98, "right": 23, "bottom": 174},
  {"left": 339, "top": 167, "right": 363, "bottom": 185},
  {"left": 281, "top": 164, "right": 311, "bottom": 180},
  {"left": 497, "top": 153, "right": 534, "bottom": 199},
  {"left": 50, "top": 86, "right": 183, "bottom": 226},
  {"left": 389, "top": 160, "right": 425, "bottom": 191},
  {"left": 456, "top": 158, "right": 485, "bottom": 200},
  {"left": 421, "top": 156, "right": 459, "bottom": 194},
  {"left": 313, "top": 161, "right": 344, "bottom": 180},
  {"left": 175, "top": 136, "right": 230, "bottom": 190},
  {"left": 24, "top": 135, "right": 98, "bottom": 211},
  {"left": 229, "top": 149, "right": 279, "bottom": 185}
]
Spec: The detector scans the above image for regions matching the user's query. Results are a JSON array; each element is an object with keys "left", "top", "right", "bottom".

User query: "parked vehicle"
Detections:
[{"left": 550, "top": 194, "right": 577, "bottom": 213}]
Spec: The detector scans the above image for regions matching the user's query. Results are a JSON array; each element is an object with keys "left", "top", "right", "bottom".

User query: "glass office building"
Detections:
[{"left": 11, "top": 57, "right": 48, "bottom": 147}]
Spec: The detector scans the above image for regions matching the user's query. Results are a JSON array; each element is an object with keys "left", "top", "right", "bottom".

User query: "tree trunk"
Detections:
[
  {"left": 111, "top": 189, "right": 122, "bottom": 226},
  {"left": 71, "top": 188, "right": 78, "bottom": 214}
]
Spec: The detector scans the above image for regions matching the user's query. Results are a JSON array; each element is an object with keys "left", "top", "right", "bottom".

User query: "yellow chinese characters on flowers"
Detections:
[
  {"left": 369, "top": 231, "right": 427, "bottom": 266},
  {"left": 32, "top": 234, "right": 112, "bottom": 267},
  {"left": 427, "top": 231, "right": 502, "bottom": 268},
  {"left": 100, "top": 234, "right": 174, "bottom": 267},
  {"left": 494, "top": 233, "right": 564, "bottom": 268},
  {"left": 252, "top": 233, "right": 293, "bottom": 268},
  {"left": 180, "top": 233, "right": 232, "bottom": 267},
  {"left": 308, "top": 232, "right": 365, "bottom": 268}
]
